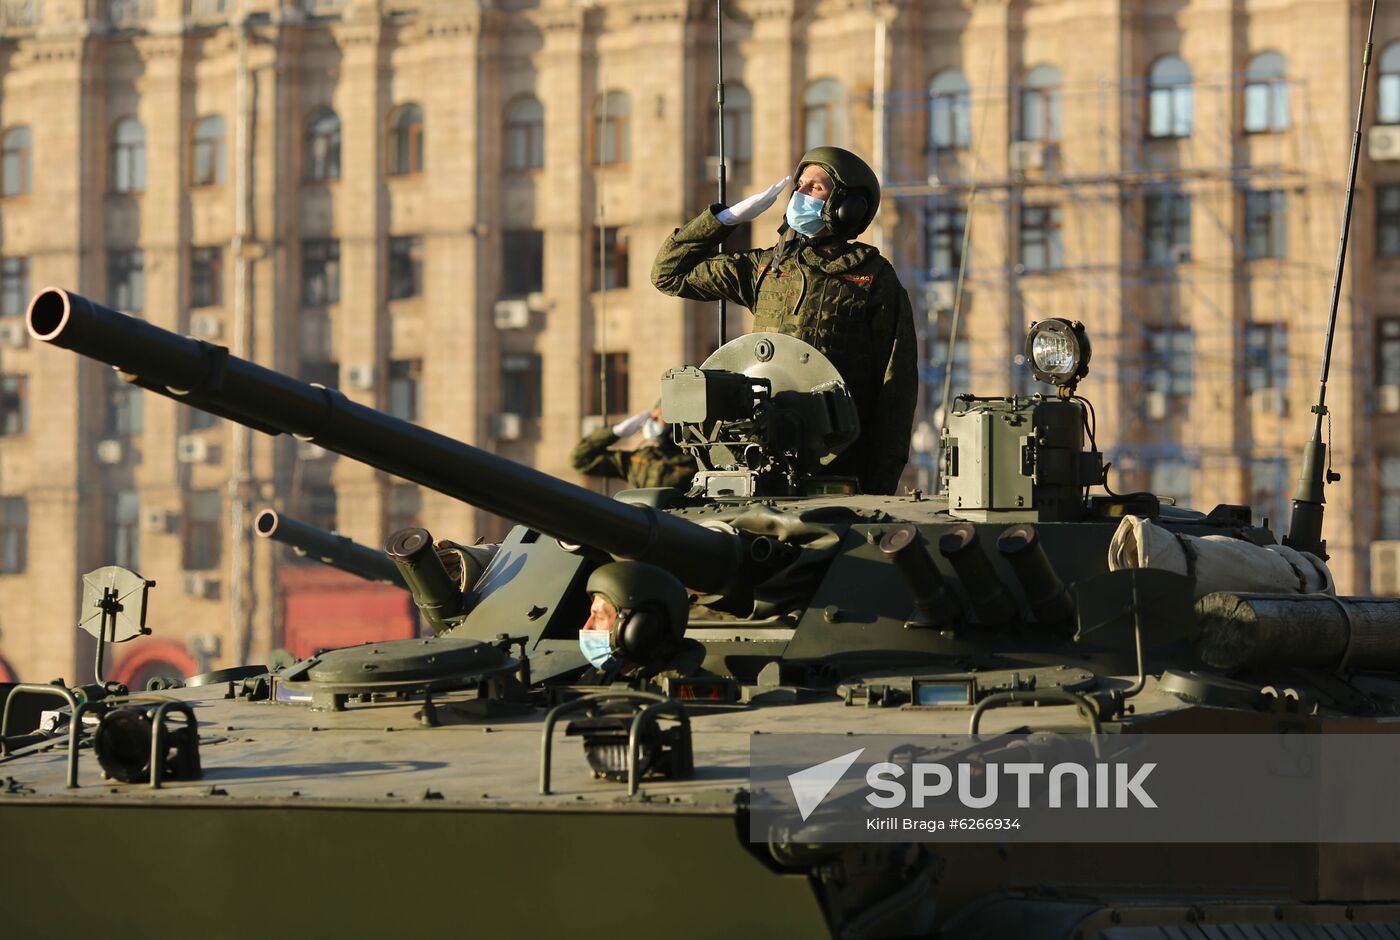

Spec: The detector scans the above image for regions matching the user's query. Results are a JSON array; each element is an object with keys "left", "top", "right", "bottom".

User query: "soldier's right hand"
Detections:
[{"left": 716, "top": 177, "right": 792, "bottom": 225}]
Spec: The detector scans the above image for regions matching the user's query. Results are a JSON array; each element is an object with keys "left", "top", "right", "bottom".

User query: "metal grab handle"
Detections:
[
  {"left": 538, "top": 690, "right": 670, "bottom": 796},
  {"left": 968, "top": 689, "right": 1103, "bottom": 758},
  {"left": 1, "top": 683, "right": 92, "bottom": 788},
  {"left": 626, "top": 700, "right": 690, "bottom": 798},
  {"left": 148, "top": 700, "right": 199, "bottom": 789}
]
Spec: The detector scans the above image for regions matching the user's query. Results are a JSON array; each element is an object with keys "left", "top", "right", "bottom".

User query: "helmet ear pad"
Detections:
[
  {"left": 617, "top": 602, "right": 673, "bottom": 663},
  {"left": 824, "top": 186, "right": 870, "bottom": 237}
]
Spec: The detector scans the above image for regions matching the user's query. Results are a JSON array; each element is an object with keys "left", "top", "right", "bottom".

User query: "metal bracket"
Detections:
[
  {"left": 1, "top": 683, "right": 95, "bottom": 788},
  {"left": 969, "top": 688, "right": 1102, "bottom": 757}
]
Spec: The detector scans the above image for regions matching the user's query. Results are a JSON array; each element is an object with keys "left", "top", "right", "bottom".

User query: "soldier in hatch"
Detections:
[
  {"left": 651, "top": 146, "right": 917, "bottom": 495},
  {"left": 570, "top": 404, "right": 698, "bottom": 492}
]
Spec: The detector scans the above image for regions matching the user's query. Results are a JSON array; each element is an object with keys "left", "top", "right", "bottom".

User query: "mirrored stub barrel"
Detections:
[
  {"left": 386, "top": 527, "right": 463, "bottom": 635},
  {"left": 997, "top": 523, "right": 1075, "bottom": 635},
  {"left": 937, "top": 522, "right": 1017, "bottom": 625},
  {"left": 878, "top": 524, "right": 962, "bottom": 629}
]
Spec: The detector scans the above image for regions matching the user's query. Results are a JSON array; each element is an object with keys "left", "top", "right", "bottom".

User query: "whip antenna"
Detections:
[
  {"left": 715, "top": 0, "right": 728, "bottom": 347},
  {"left": 1283, "top": 0, "right": 1378, "bottom": 558}
]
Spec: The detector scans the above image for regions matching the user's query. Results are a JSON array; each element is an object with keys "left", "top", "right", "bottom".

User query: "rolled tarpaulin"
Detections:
[
  {"left": 1196, "top": 591, "right": 1400, "bottom": 671},
  {"left": 1109, "top": 515, "right": 1333, "bottom": 600}
]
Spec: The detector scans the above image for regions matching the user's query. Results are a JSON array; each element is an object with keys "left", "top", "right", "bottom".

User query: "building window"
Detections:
[
  {"left": 1379, "top": 186, "right": 1400, "bottom": 257},
  {"left": 928, "top": 326, "right": 972, "bottom": 408},
  {"left": 926, "top": 204, "right": 966, "bottom": 278},
  {"left": 1245, "top": 189, "right": 1287, "bottom": 260},
  {"left": 502, "top": 353, "right": 543, "bottom": 418},
  {"left": 387, "top": 359, "right": 422, "bottom": 422},
  {"left": 1244, "top": 321, "right": 1288, "bottom": 392},
  {"left": 593, "top": 227, "right": 629, "bottom": 291},
  {"left": 385, "top": 484, "right": 422, "bottom": 539},
  {"left": 1380, "top": 320, "right": 1400, "bottom": 386},
  {"left": 1147, "top": 56, "right": 1193, "bottom": 139},
  {"left": 929, "top": 69, "right": 971, "bottom": 152},
  {"left": 190, "top": 246, "right": 223, "bottom": 308},
  {"left": 108, "top": 250, "right": 145, "bottom": 312},
  {"left": 1145, "top": 327, "right": 1193, "bottom": 397},
  {"left": 1149, "top": 461, "right": 1193, "bottom": 508},
  {"left": 1383, "top": 456, "right": 1400, "bottom": 540},
  {"left": 0, "top": 375, "right": 27, "bottom": 436},
  {"left": 191, "top": 115, "right": 225, "bottom": 186},
  {"left": 502, "top": 230, "right": 544, "bottom": 297},
  {"left": 1144, "top": 192, "right": 1191, "bottom": 263},
  {"left": 388, "top": 103, "right": 424, "bottom": 176},
  {"left": 302, "top": 239, "right": 340, "bottom": 306},
  {"left": 106, "top": 490, "right": 140, "bottom": 570},
  {"left": 182, "top": 490, "right": 222, "bottom": 571},
  {"left": 1244, "top": 51, "right": 1290, "bottom": 133},
  {"left": 592, "top": 91, "right": 630, "bottom": 166},
  {"left": 504, "top": 95, "right": 545, "bottom": 171},
  {"left": 710, "top": 83, "right": 753, "bottom": 164},
  {"left": 301, "top": 358, "right": 339, "bottom": 390},
  {"left": 305, "top": 108, "right": 341, "bottom": 182},
  {"left": 2, "top": 126, "right": 31, "bottom": 197},
  {"left": 0, "top": 497, "right": 26, "bottom": 574},
  {"left": 303, "top": 483, "right": 336, "bottom": 535},
  {"left": 1249, "top": 458, "right": 1291, "bottom": 532},
  {"left": 588, "top": 351, "right": 629, "bottom": 417},
  {"left": 1019, "top": 204, "right": 1063, "bottom": 272},
  {"left": 387, "top": 236, "right": 423, "bottom": 300},
  {"left": 0, "top": 257, "right": 28, "bottom": 318},
  {"left": 1381, "top": 43, "right": 1400, "bottom": 125},
  {"left": 1020, "top": 65, "right": 1062, "bottom": 143},
  {"left": 802, "top": 78, "right": 846, "bottom": 150},
  {"left": 184, "top": 406, "right": 218, "bottom": 432},
  {"left": 111, "top": 117, "right": 146, "bottom": 193},
  {"left": 104, "top": 368, "right": 143, "bottom": 436}
]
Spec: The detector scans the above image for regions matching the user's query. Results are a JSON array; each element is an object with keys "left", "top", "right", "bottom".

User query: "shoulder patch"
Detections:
[{"left": 838, "top": 273, "right": 875, "bottom": 285}]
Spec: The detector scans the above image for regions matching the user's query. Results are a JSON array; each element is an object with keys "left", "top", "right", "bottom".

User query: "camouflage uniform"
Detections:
[
  {"left": 651, "top": 207, "right": 917, "bottom": 494},
  {"left": 570, "top": 427, "right": 698, "bottom": 491}
]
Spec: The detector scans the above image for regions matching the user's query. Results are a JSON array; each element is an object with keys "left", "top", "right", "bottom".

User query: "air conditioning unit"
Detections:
[
  {"left": 188, "top": 312, "right": 222, "bottom": 340},
  {"left": 176, "top": 434, "right": 211, "bottom": 464},
  {"left": 493, "top": 299, "right": 531, "bottom": 330},
  {"left": 493, "top": 412, "right": 523, "bottom": 441},
  {"left": 1250, "top": 387, "right": 1288, "bottom": 417},
  {"left": 1379, "top": 384, "right": 1400, "bottom": 414},
  {"left": 1370, "top": 125, "right": 1400, "bottom": 162},
  {"left": 297, "top": 440, "right": 329, "bottom": 460},
  {"left": 1144, "top": 389, "right": 1169, "bottom": 420},
  {"left": 345, "top": 364, "right": 375, "bottom": 390},
  {"left": 95, "top": 439, "right": 125, "bottom": 465},
  {"left": 1372, "top": 540, "right": 1400, "bottom": 595},
  {"left": 142, "top": 508, "right": 175, "bottom": 533},
  {"left": 0, "top": 321, "right": 28, "bottom": 349},
  {"left": 525, "top": 292, "right": 550, "bottom": 313},
  {"left": 181, "top": 572, "right": 220, "bottom": 600},
  {"left": 1009, "top": 141, "right": 1046, "bottom": 173}
]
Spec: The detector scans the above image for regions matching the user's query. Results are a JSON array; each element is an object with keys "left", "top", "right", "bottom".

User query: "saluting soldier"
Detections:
[
  {"left": 570, "top": 404, "right": 698, "bottom": 492},
  {"left": 651, "top": 146, "right": 917, "bottom": 496}
]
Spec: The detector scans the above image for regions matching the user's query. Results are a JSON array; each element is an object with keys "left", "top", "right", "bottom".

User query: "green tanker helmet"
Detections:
[
  {"left": 585, "top": 561, "right": 690, "bottom": 668},
  {"left": 795, "top": 145, "right": 881, "bottom": 239}
]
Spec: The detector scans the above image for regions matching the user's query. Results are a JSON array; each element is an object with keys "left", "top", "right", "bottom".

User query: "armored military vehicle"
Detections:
[{"left": 5, "top": 286, "right": 1400, "bottom": 939}]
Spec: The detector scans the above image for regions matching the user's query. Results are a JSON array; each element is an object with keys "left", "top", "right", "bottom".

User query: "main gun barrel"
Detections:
[
  {"left": 254, "top": 509, "right": 407, "bottom": 588},
  {"left": 28, "top": 289, "right": 740, "bottom": 593}
]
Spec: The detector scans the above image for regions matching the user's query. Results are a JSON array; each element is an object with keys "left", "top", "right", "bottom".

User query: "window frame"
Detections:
[
  {"left": 1245, "top": 189, "right": 1288, "bottom": 260},
  {"left": 387, "top": 235, "right": 423, "bottom": 301},
  {"left": 592, "top": 91, "right": 631, "bottom": 167},
  {"left": 802, "top": 78, "right": 846, "bottom": 150},
  {"left": 504, "top": 95, "right": 545, "bottom": 171},
  {"left": 304, "top": 107, "right": 342, "bottom": 182},
  {"left": 1243, "top": 52, "right": 1290, "bottom": 134},
  {"left": 1019, "top": 66, "right": 1062, "bottom": 143},
  {"left": 1144, "top": 192, "right": 1192, "bottom": 264},
  {"left": 182, "top": 489, "right": 222, "bottom": 571},
  {"left": 501, "top": 352, "right": 543, "bottom": 419},
  {"left": 111, "top": 116, "right": 146, "bottom": 194},
  {"left": 301, "top": 239, "right": 341, "bottom": 306},
  {"left": 0, "top": 256, "right": 29, "bottom": 318},
  {"left": 1, "top": 126, "right": 31, "bottom": 198},
  {"left": 588, "top": 351, "right": 630, "bottom": 417},
  {"left": 926, "top": 203, "right": 967, "bottom": 278},
  {"left": 0, "top": 374, "right": 28, "bottom": 437},
  {"left": 1019, "top": 203, "right": 1064, "bottom": 273},
  {"left": 593, "top": 226, "right": 629, "bottom": 292},
  {"left": 928, "top": 70, "right": 971, "bottom": 152},
  {"left": 1147, "top": 55, "right": 1194, "bottom": 139},
  {"left": 1243, "top": 321, "right": 1288, "bottom": 393},
  {"left": 191, "top": 115, "right": 226, "bottom": 187},
  {"left": 0, "top": 496, "right": 26, "bottom": 575},
  {"left": 107, "top": 249, "right": 146, "bottom": 313},
  {"left": 388, "top": 103, "right": 425, "bottom": 177},
  {"left": 190, "top": 245, "right": 224, "bottom": 309}
]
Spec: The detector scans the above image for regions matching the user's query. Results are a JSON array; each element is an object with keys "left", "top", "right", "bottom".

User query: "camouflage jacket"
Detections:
[
  {"left": 650, "top": 206, "right": 917, "bottom": 495},
  {"left": 570, "top": 427, "right": 698, "bottom": 491}
]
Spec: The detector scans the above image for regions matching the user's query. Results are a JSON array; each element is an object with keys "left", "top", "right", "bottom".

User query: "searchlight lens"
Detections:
[{"left": 1024, "top": 318, "right": 1092, "bottom": 389}]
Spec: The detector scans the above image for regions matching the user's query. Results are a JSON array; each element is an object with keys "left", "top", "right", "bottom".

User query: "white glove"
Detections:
[
  {"left": 716, "top": 176, "right": 791, "bottom": 225},
  {"left": 612, "top": 410, "right": 650, "bottom": 437}
]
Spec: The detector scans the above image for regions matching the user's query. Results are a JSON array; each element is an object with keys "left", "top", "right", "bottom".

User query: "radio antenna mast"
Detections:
[
  {"left": 1284, "top": 0, "right": 1378, "bottom": 558},
  {"left": 714, "top": 0, "right": 729, "bottom": 348}
]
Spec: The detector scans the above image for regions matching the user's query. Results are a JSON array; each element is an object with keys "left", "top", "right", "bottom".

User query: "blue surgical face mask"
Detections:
[
  {"left": 578, "top": 629, "right": 616, "bottom": 670},
  {"left": 642, "top": 418, "right": 666, "bottom": 442},
  {"left": 785, "top": 191, "right": 826, "bottom": 236}
]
